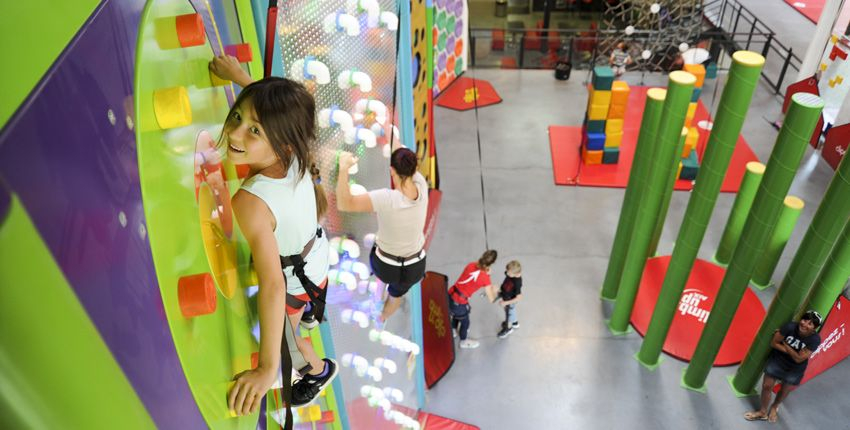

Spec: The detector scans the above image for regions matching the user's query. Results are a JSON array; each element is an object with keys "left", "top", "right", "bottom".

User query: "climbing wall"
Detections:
[
  {"left": 410, "top": 0, "right": 436, "bottom": 186},
  {"left": 432, "top": 0, "right": 467, "bottom": 96},
  {"left": 818, "top": 34, "right": 850, "bottom": 123},
  {"left": 277, "top": 2, "right": 423, "bottom": 429}
]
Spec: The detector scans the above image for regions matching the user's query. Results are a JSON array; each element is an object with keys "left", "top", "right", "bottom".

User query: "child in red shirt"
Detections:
[{"left": 448, "top": 250, "right": 498, "bottom": 348}]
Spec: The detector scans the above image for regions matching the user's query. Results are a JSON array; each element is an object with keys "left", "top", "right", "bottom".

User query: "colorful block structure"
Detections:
[
  {"left": 582, "top": 67, "right": 629, "bottom": 165},
  {"left": 677, "top": 63, "right": 706, "bottom": 180}
]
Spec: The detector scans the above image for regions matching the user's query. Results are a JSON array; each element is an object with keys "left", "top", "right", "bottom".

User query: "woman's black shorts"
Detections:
[{"left": 369, "top": 246, "right": 426, "bottom": 297}]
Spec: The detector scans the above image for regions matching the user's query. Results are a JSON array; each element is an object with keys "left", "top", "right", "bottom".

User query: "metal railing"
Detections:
[
  {"left": 467, "top": 0, "right": 802, "bottom": 94},
  {"left": 702, "top": 0, "right": 802, "bottom": 94}
]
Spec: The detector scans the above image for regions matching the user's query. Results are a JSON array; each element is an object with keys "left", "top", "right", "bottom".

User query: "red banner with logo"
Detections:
[
  {"left": 423, "top": 190, "right": 442, "bottom": 251},
  {"left": 799, "top": 296, "right": 850, "bottom": 385},
  {"left": 822, "top": 123, "right": 850, "bottom": 170},
  {"left": 421, "top": 271, "right": 455, "bottom": 388}
]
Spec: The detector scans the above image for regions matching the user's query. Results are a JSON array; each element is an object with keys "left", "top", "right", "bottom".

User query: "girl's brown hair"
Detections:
[
  {"left": 478, "top": 250, "right": 498, "bottom": 269},
  {"left": 223, "top": 77, "right": 327, "bottom": 219}
]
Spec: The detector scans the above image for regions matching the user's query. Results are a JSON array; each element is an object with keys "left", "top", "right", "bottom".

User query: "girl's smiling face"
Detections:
[{"left": 225, "top": 100, "right": 278, "bottom": 169}]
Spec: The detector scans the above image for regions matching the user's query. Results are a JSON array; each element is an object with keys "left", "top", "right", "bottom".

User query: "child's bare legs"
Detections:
[
  {"left": 745, "top": 374, "right": 776, "bottom": 420},
  {"left": 287, "top": 307, "right": 324, "bottom": 376},
  {"left": 768, "top": 383, "right": 793, "bottom": 422},
  {"left": 381, "top": 295, "right": 402, "bottom": 321}
]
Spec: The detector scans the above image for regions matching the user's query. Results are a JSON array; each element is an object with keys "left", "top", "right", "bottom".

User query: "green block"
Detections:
[
  {"left": 603, "top": 147, "right": 620, "bottom": 164},
  {"left": 680, "top": 150, "right": 700, "bottom": 180},
  {"left": 587, "top": 119, "right": 606, "bottom": 133},
  {"left": 592, "top": 66, "right": 615, "bottom": 90}
]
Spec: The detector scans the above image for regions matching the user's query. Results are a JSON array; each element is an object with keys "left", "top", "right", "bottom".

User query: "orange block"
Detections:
[
  {"left": 683, "top": 63, "right": 706, "bottom": 88},
  {"left": 610, "top": 80, "right": 630, "bottom": 106},
  {"left": 582, "top": 146, "right": 603, "bottom": 164},
  {"left": 682, "top": 141, "right": 695, "bottom": 158},
  {"left": 608, "top": 103, "right": 626, "bottom": 119}
]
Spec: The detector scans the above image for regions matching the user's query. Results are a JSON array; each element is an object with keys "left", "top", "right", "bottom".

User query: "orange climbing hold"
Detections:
[
  {"left": 176, "top": 13, "right": 205, "bottom": 48},
  {"left": 178, "top": 273, "right": 217, "bottom": 317}
]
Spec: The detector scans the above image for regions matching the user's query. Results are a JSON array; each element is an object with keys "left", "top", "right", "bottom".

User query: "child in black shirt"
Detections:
[{"left": 497, "top": 260, "right": 523, "bottom": 339}]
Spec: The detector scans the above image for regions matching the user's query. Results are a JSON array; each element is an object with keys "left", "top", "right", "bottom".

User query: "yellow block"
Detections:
[
  {"left": 687, "top": 102, "right": 698, "bottom": 118},
  {"left": 686, "top": 127, "right": 699, "bottom": 147},
  {"left": 677, "top": 161, "right": 684, "bottom": 180},
  {"left": 683, "top": 63, "right": 706, "bottom": 88},
  {"left": 588, "top": 85, "right": 612, "bottom": 107},
  {"left": 153, "top": 86, "right": 192, "bottom": 129},
  {"left": 297, "top": 407, "right": 310, "bottom": 421},
  {"left": 684, "top": 102, "right": 698, "bottom": 127},
  {"left": 308, "top": 405, "right": 322, "bottom": 421},
  {"left": 210, "top": 71, "right": 230, "bottom": 87},
  {"left": 588, "top": 103, "right": 608, "bottom": 120},
  {"left": 582, "top": 146, "right": 603, "bottom": 164},
  {"left": 605, "top": 118, "right": 623, "bottom": 134},
  {"left": 605, "top": 132, "right": 623, "bottom": 148},
  {"left": 608, "top": 103, "right": 626, "bottom": 119},
  {"left": 611, "top": 80, "right": 630, "bottom": 106}
]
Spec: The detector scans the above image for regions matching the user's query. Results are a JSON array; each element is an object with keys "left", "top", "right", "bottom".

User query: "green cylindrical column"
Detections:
[
  {"left": 683, "top": 92, "right": 824, "bottom": 391},
  {"left": 715, "top": 162, "right": 767, "bottom": 265},
  {"left": 608, "top": 71, "right": 696, "bottom": 334},
  {"left": 636, "top": 51, "right": 765, "bottom": 368},
  {"left": 648, "top": 127, "right": 688, "bottom": 257},
  {"left": 732, "top": 149, "right": 850, "bottom": 395},
  {"left": 751, "top": 196, "right": 805, "bottom": 289},
  {"left": 600, "top": 88, "right": 668, "bottom": 301},
  {"left": 803, "top": 220, "right": 850, "bottom": 317}
]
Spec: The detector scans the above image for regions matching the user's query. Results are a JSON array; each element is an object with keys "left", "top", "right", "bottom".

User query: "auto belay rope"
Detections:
[{"left": 470, "top": 70, "right": 490, "bottom": 249}]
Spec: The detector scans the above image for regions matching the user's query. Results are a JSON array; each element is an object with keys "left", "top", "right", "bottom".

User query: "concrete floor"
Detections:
[{"left": 421, "top": 24, "right": 848, "bottom": 430}]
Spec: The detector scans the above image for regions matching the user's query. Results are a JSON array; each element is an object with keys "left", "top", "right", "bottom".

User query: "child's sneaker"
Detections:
[
  {"left": 291, "top": 358, "right": 338, "bottom": 407},
  {"left": 452, "top": 328, "right": 458, "bottom": 338},
  {"left": 511, "top": 321, "right": 520, "bottom": 329},
  {"left": 459, "top": 339, "right": 480, "bottom": 349},
  {"left": 497, "top": 326, "right": 514, "bottom": 339}
]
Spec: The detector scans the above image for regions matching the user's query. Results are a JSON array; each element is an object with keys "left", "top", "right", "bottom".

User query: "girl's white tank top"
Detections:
[{"left": 240, "top": 160, "right": 328, "bottom": 295}]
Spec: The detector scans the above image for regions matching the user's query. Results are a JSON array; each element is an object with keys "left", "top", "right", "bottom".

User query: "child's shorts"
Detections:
[{"left": 285, "top": 278, "right": 328, "bottom": 315}]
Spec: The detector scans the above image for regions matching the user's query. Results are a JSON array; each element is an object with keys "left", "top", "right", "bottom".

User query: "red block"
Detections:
[{"left": 829, "top": 44, "right": 848, "bottom": 61}]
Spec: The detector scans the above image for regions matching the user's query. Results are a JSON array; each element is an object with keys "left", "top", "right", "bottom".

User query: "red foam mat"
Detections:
[
  {"left": 783, "top": 0, "right": 824, "bottom": 23},
  {"left": 548, "top": 125, "right": 581, "bottom": 185},
  {"left": 630, "top": 256, "right": 766, "bottom": 365},
  {"left": 435, "top": 77, "right": 502, "bottom": 111},
  {"left": 548, "top": 86, "right": 759, "bottom": 192}
]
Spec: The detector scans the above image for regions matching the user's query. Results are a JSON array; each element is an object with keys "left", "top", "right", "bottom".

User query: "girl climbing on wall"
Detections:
[
  {"left": 335, "top": 147, "right": 428, "bottom": 322},
  {"left": 210, "top": 55, "right": 337, "bottom": 418}
]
